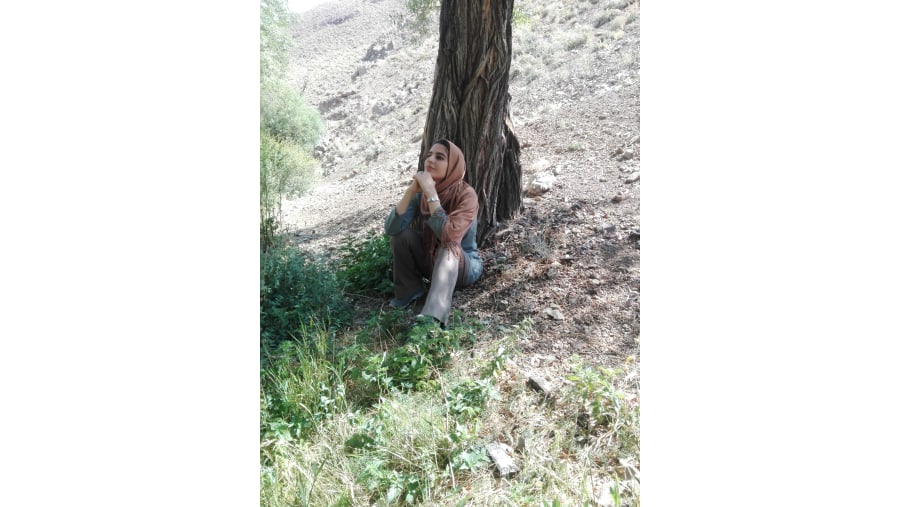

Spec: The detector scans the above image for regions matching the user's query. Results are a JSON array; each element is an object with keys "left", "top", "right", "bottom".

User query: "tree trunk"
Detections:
[{"left": 419, "top": 0, "right": 522, "bottom": 246}]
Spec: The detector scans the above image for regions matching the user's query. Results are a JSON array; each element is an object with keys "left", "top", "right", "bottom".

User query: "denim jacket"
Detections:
[{"left": 384, "top": 192, "right": 483, "bottom": 287}]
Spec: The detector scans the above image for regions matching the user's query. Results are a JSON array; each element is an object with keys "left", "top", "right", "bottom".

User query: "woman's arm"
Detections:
[
  {"left": 385, "top": 177, "right": 422, "bottom": 235},
  {"left": 395, "top": 179, "right": 420, "bottom": 215}
]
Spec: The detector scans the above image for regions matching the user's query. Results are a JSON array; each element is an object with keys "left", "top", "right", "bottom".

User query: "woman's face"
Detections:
[{"left": 424, "top": 143, "right": 450, "bottom": 182}]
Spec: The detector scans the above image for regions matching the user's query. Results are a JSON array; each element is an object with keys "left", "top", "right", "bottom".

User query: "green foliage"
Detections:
[
  {"left": 512, "top": 2, "right": 532, "bottom": 27},
  {"left": 260, "top": 128, "right": 316, "bottom": 238},
  {"left": 335, "top": 230, "right": 393, "bottom": 296},
  {"left": 260, "top": 0, "right": 292, "bottom": 85},
  {"left": 566, "top": 359, "right": 639, "bottom": 452},
  {"left": 448, "top": 444, "right": 488, "bottom": 473},
  {"left": 360, "top": 457, "right": 429, "bottom": 505},
  {"left": 375, "top": 323, "right": 466, "bottom": 391},
  {"left": 446, "top": 378, "right": 497, "bottom": 422},
  {"left": 260, "top": 243, "right": 350, "bottom": 347},
  {"left": 259, "top": 0, "right": 323, "bottom": 249},
  {"left": 357, "top": 308, "right": 409, "bottom": 344},
  {"left": 396, "top": 0, "right": 440, "bottom": 40},
  {"left": 480, "top": 318, "right": 530, "bottom": 378},
  {"left": 345, "top": 316, "right": 477, "bottom": 407},
  {"left": 261, "top": 80, "right": 323, "bottom": 150},
  {"left": 260, "top": 330, "right": 349, "bottom": 444}
]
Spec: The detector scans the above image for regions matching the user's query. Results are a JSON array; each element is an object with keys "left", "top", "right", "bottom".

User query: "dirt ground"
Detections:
[{"left": 281, "top": 0, "right": 640, "bottom": 384}]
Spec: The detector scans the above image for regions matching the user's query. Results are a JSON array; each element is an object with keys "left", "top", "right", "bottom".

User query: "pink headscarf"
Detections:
[{"left": 419, "top": 139, "right": 478, "bottom": 264}]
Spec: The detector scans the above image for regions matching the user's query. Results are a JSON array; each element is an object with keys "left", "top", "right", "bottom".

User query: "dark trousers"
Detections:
[{"left": 391, "top": 227, "right": 464, "bottom": 326}]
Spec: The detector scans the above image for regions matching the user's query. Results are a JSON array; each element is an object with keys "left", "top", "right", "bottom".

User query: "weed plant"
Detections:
[
  {"left": 335, "top": 230, "right": 394, "bottom": 296},
  {"left": 260, "top": 243, "right": 350, "bottom": 348}
]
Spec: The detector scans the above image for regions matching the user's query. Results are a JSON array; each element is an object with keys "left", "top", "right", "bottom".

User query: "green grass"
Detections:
[{"left": 260, "top": 307, "right": 640, "bottom": 506}]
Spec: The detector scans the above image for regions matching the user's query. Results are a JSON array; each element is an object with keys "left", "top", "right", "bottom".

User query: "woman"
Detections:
[{"left": 384, "top": 139, "right": 483, "bottom": 327}]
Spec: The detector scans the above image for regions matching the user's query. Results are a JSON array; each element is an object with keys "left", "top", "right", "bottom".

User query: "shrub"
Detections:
[
  {"left": 260, "top": 128, "right": 316, "bottom": 207},
  {"left": 261, "top": 80, "right": 323, "bottom": 150},
  {"left": 260, "top": 129, "right": 317, "bottom": 250},
  {"left": 260, "top": 244, "right": 350, "bottom": 347},
  {"left": 565, "top": 34, "right": 589, "bottom": 51},
  {"left": 335, "top": 230, "right": 393, "bottom": 296}
]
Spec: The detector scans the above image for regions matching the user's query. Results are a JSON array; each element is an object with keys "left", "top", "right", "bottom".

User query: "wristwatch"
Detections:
[{"left": 427, "top": 196, "right": 439, "bottom": 203}]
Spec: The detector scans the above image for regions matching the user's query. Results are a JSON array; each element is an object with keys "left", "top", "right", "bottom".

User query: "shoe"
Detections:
[{"left": 389, "top": 288, "right": 425, "bottom": 309}]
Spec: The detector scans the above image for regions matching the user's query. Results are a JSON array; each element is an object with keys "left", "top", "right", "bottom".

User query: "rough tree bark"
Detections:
[{"left": 419, "top": 0, "right": 522, "bottom": 246}]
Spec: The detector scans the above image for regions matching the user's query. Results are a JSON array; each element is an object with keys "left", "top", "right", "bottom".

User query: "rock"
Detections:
[
  {"left": 363, "top": 43, "right": 389, "bottom": 62},
  {"left": 619, "top": 149, "right": 635, "bottom": 161},
  {"left": 527, "top": 375, "right": 554, "bottom": 396},
  {"left": 486, "top": 442, "right": 519, "bottom": 478},
  {"left": 372, "top": 101, "right": 394, "bottom": 116},
  {"left": 611, "top": 192, "right": 628, "bottom": 203},
  {"left": 351, "top": 65, "right": 368, "bottom": 80},
  {"left": 625, "top": 172, "right": 640, "bottom": 183},
  {"left": 526, "top": 172, "right": 556, "bottom": 196},
  {"left": 531, "top": 158, "right": 552, "bottom": 172},
  {"left": 546, "top": 261, "right": 561, "bottom": 279},
  {"left": 596, "top": 223, "right": 615, "bottom": 234},
  {"left": 542, "top": 307, "right": 564, "bottom": 320}
]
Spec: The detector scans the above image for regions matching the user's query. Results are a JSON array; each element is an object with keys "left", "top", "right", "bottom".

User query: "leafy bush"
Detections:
[
  {"left": 335, "top": 231, "right": 394, "bottom": 296},
  {"left": 261, "top": 80, "right": 323, "bottom": 150},
  {"left": 260, "top": 244, "right": 350, "bottom": 347},
  {"left": 260, "top": 127, "right": 316, "bottom": 217}
]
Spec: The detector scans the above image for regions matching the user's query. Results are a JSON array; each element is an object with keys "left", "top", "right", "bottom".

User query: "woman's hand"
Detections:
[{"left": 413, "top": 171, "right": 436, "bottom": 196}]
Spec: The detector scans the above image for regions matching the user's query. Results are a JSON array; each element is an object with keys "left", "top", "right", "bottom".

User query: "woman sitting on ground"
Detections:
[{"left": 383, "top": 139, "right": 483, "bottom": 327}]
